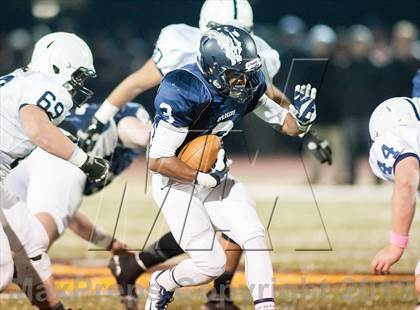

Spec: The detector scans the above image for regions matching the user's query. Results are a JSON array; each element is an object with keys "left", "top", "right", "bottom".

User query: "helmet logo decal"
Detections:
[
  {"left": 207, "top": 28, "right": 243, "bottom": 65},
  {"left": 245, "top": 57, "right": 261, "bottom": 70}
]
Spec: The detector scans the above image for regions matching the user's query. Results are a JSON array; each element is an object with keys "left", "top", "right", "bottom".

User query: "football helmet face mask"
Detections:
[
  {"left": 199, "top": 0, "right": 253, "bottom": 32},
  {"left": 28, "top": 32, "right": 96, "bottom": 107},
  {"left": 198, "top": 25, "right": 262, "bottom": 103},
  {"left": 369, "top": 97, "right": 420, "bottom": 142}
]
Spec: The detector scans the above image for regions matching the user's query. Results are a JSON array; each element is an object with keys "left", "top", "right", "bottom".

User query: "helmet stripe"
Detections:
[
  {"left": 233, "top": 0, "right": 238, "bottom": 19},
  {"left": 404, "top": 98, "right": 420, "bottom": 121}
]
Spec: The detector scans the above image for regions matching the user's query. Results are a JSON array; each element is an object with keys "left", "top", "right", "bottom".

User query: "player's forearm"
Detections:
[
  {"left": 280, "top": 113, "right": 301, "bottom": 136},
  {"left": 266, "top": 84, "right": 291, "bottom": 109},
  {"left": 20, "top": 105, "right": 75, "bottom": 160},
  {"left": 117, "top": 117, "right": 151, "bottom": 148},
  {"left": 391, "top": 157, "right": 419, "bottom": 236},
  {"left": 106, "top": 58, "right": 162, "bottom": 110},
  {"left": 391, "top": 192, "right": 416, "bottom": 236},
  {"left": 68, "top": 211, "right": 95, "bottom": 242},
  {"left": 69, "top": 211, "right": 114, "bottom": 248},
  {"left": 149, "top": 156, "right": 197, "bottom": 183}
]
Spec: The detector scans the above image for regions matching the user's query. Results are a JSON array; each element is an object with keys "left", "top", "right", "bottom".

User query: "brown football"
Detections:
[{"left": 178, "top": 135, "right": 221, "bottom": 173}]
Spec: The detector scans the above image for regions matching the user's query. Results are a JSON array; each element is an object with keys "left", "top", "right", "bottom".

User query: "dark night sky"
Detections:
[{"left": 2, "top": 0, "right": 419, "bottom": 40}]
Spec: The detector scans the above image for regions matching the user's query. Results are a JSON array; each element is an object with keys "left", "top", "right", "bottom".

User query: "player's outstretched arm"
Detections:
[
  {"left": 371, "top": 156, "right": 419, "bottom": 274},
  {"left": 68, "top": 211, "right": 127, "bottom": 252},
  {"left": 117, "top": 116, "right": 151, "bottom": 148},
  {"left": 106, "top": 58, "right": 162, "bottom": 110},
  {"left": 391, "top": 156, "right": 419, "bottom": 235},
  {"left": 78, "top": 58, "right": 161, "bottom": 151},
  {"left": 254, "top": 84, "right": 317, "bottom": 136},
  {"left": 265, "top": 83, "right": 291, "bottom": 109},
  {"left": 20, "top": 105, "right": 109, "bottom": 182},
  {"left": 265, "top": 84, "right": 332, "bottom": 164}
]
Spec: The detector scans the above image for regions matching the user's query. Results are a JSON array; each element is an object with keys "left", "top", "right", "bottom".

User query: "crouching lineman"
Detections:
[
  {"left": 4, "top": 101, "right": 151, "bottom": 308},
  {"left": 143, "top": 25, "right": 317, "bottom": 310},
  {"left": 368, "top": 95, "right": 419, "bottom": 306},
  {"left": 0, "top": 32, "right": 109, "bottom": 310}
]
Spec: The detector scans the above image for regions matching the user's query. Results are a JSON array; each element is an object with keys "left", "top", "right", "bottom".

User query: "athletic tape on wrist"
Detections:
[
  {"left": 68, "top": 146, "right": 88, "bottom": 168},
  {"left": 95, "top": 99, "right": 120, "bottom": 124},
  {"left": 90, "top": 226, "right": 114, "bottom": 249},
  {"left": 195, "top": 172, "right": 216, "bottom": 188}
]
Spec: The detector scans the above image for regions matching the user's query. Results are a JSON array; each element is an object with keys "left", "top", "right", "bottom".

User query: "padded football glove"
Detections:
[
  {"left": 77, "top": 117, "right": 106, "bottom": 152},
  {"left": 195, "top": 149, "right": 229, "bottom": 188},
  {"left": 80, "top": 155, "right": 110, "bottom": 182},
  {"left": 304, "top": 130, "right": 332, "bottom": 165},
  {"left": 290, "top": 84, "right": 317, "bottom": 133}
]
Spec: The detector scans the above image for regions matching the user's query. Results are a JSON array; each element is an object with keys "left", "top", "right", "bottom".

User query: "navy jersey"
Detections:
[
  {"left": 413, "top": 69, "right": 420, "bottom": 98},
  {"left": 59, "top": 102, "right": 147, "bottom": 195},
  {"left": 153, "top": 63, "right": 266, "bottom": 152}
]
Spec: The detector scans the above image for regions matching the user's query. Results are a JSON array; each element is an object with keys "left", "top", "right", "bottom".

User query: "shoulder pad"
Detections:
[
  {"left": 253, "top": 35, "right": 281, "bottom": 80},
  {"left": 153, "top": 24, "right": 201, "bottom": 75}
]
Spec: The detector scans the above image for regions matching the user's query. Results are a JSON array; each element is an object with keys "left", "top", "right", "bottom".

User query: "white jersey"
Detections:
[
  {"left": 369, "top": 125, "right": 420, "bottom": 182},
  {"left": 0, "top": 69, "right": 73, "bottom": 179},
  {"left": 152, "top": 24, "right": 280, "bottom": 80}
]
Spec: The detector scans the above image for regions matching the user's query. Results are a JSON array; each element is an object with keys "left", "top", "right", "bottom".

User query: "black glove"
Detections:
[
  {"left": 77, "top": 117, "right": 106, "bottom": 152},
  {"left": 304, "top": 130, "right": 332, "bottom": 165},
  {"left": 80, "top": 155, "right": 110, "bottom": 182}
]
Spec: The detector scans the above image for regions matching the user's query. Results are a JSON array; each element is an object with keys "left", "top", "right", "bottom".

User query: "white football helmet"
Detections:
[
  {"left": 369, "top": 97, "right": 420, "bottom": 142},
  {"left": 28, "top": 32, "right": 96, "bottom": 106},
  {"left": 199, "top": 0, "right": 253, "bottom": 32}
]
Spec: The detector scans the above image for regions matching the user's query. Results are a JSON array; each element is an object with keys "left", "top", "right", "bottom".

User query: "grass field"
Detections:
[
  {"left": 47, "top": 174, "right": 419, "bottom": 274},
  {"left": 1, "top": 158, "right": 419, "bottom": 309},
  {"left": 1, "top": 283, "right": 418, "bottom": 310}
]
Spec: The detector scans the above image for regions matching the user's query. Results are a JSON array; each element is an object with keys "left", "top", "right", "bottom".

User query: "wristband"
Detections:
[
  {"left": 389, "top": 230, "right": 409, "bottom": 249},
  {"left": 68, "top": 146, "right": 88, "bottom": 168},
  {"left": 94, "top": 99, "right": 120, "bottom": 124},
  {"left": 90, "top": 226, "right": 114, "bottom": 249},
  {"left": 289, "top": 106, "right": 312, "bottom": 133}
]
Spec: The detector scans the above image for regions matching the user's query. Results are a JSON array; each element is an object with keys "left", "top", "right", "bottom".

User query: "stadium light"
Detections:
[{"left": 32, "top": 0, "right": 60, "bottom": 19}]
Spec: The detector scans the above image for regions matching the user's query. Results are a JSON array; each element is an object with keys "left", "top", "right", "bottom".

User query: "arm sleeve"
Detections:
[
  {"left": 253, "top": 94, "right": 289, "bottom": 129},
  {"left": 149, "top": 121, "right": 188, "bottom": 158}
]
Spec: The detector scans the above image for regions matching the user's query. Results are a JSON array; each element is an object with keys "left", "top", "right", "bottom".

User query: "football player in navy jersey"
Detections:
[
  {"left": 72, "top": 1, "right": 329, "bottom": 308},
  {"left": 143, "top": 25, "right": 317, "bottom": 310},
  {"left": 4, "top": 102, "right": 151, "bottom": 309}
]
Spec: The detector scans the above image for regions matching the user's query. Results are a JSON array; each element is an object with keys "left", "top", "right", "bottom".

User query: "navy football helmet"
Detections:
[{"left": 198, "top": 25, "right": 262, "bottom": 103}]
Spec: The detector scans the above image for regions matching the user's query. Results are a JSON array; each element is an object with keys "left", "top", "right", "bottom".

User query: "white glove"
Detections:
[
  {"left": 195, "top": 149, "right": 229, "bottom": 188},
  {"left": 289, "top": 84, "right": 317, "bottom": 133}
]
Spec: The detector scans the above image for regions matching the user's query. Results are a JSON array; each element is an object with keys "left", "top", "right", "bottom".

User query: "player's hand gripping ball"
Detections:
[{"left": 178, "top": 135, "right": 221, "bottom": 172}]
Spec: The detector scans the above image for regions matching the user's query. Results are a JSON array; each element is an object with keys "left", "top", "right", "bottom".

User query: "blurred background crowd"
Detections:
[{"left": 1, "top": 0, "right": 419, "bottom": 184}]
